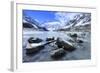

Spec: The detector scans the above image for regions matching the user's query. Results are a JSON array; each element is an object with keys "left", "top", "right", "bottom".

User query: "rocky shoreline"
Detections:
[{"left": 23, "top": 32, "right": 91, "bottom": 62}]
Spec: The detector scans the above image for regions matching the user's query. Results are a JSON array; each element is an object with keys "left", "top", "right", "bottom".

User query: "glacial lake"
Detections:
[{"left": 22, "top": 30, "right": 91, "bottom": 62}]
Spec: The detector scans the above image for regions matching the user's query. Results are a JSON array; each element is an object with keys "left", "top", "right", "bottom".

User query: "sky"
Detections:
[
  {"left": 23, "top": 10, "right": 57, "bottom": 24},
  {"left": 23, "top": 10, "right": 90, "bottom": 28},
  {"left": 22, "top": 10, "right": 80, "bottom": 24}
]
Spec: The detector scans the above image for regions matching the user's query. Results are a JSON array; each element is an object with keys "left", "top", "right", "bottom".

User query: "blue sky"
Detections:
[
  {"left": 23, "top": 10, "right": 57, "bottom": 24},
  {"left": 23, "top": 10, "right": 91, "bottom": 27}
]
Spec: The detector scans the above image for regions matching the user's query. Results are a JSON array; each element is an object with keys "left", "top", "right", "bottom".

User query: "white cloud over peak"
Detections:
[
  {"left": 42, "top": 12, "right": 80, "bottom": 31},
  {"left": 43, "top": 21, "right": 61, "bottom": 31},
  {"left": 55, "top": 12, "right": 80, "bottom": 26}
]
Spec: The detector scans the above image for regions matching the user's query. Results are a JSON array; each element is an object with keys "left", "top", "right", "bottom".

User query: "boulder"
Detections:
[
  {"left": 56, "top": 37, "right": 76, "bottom": 52},
  {"left": 26, "top": 43, "right": 44, "bottom": 55},
  {"left": 46, "top": 37, "right": 55, "bottom": 41},
  {"left": 50, "top": 48, "right": 66, "bottom": 59},
  {"left": 70, "top": 33, "right": 78, "bottom": 38},
  {"left": 28, "top": 37, "right": 43, "bottom": 43},
  {"left": 56, "top": 38, "right": 63, "bottom": 48},
  {"left": 77, "top": 38, "right": 84, "bottom": 43},
  {"left": 26, "top": 47, "right": 44, "bottom": 55}
]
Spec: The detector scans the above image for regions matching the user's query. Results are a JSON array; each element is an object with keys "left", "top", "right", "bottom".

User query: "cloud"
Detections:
[
  {"left": 55, "top": 12, "right": 80, "bottom": 26},
  {"left": 43, "top": 21, "right": 61, "bottom": 31},
  {"left": 42, "top": 12, "right": 80, "bottom": 31}
]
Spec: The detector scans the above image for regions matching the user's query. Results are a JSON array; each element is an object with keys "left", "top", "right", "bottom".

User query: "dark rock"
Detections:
[
  {"left": 50, "top": 48, "right": 66, "bottom": 59},
  {"left": 26, "top": 44, "right": 44, "bottom": 55},
  {"left": 26, "top": 39, "right": 56, "bottom": 55},
  {"left": 28, "top": 37, "right": 34, "bottom": 43},
  {"left": 63, "top": 46, "right": 76, "bottom": 52},
  {"left": 77, "top": 39, "right": 84, "bottom": 43},
  {"left": 46, "top": 37, "right": 55, "bottom": 41},
  {"left": 23, "top": 23, "right": 33, "bottom": 28},
  {"left": 41, "top": 27, "right": 48, "bottom": 31},
  {"left": 28, "top": 37, "right": 43, "bottom": 43},
  {"left": 68, "top": 39, "right": 74, "bottom": 43},
  {"left": 56, "top": 38, "right": 63, "bottom": 48},
  {"left": 70, "top": 33, "right": 78, "bottom": 38},
  {"left": 56, "top": 37, "right": 76, "bottom": 52}
]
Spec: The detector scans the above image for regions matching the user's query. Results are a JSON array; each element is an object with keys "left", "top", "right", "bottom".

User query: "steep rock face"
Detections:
[
  {"left": 23, "top": 19, "right": 39, "bottom": 29},
  {"left": 23, "top": 23, "right": 34, "bottom": 28},
  {"left": 23, "top": 17, "right": 48, "bottom": 31},
  {"left": 57, "top": 13, "right": 91, "bottom": 31}
]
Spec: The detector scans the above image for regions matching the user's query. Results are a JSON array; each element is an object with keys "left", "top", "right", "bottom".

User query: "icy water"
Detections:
[{"left": 22, "top": 30, "right": 91, "bottom": 62}]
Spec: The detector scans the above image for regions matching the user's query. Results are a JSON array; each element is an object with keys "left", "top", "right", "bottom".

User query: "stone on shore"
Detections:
[
  {"left": 50, "top": 48, "right": 66, "bottom": 59},
  {"left": 56, "top": 37, "right": 76, "bottom": 52}
]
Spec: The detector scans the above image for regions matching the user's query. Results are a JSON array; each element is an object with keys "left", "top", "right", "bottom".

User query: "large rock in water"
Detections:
[
  {"left": 25, "top": 43, "right": 44, "bottom": 55},
  {"left": 76, "top": 38, "right": 84, "bottom": 43},
  {"left": 50, "top": 48, "right": 66, "bottom": 59},
  {"left": 70, "top": 33, "right": 78, "bottom": 38},
  {"left": 28, "top": 37, "right": 43, "bottom": 43},
  {"left": 56, "top": 38, "right": 76, "bottom": 52},
  {"left": 46, "top": 37, "right": 55, "bottom": 41}
]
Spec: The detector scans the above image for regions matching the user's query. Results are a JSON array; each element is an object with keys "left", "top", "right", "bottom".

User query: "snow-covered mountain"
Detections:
[
  {"left": 23, "top": 19, "right": 38, "bottom": 29},
  {"left": 23, "top": 13, "right": 91, "bottom": 31},
  {"left": 41, "top": 21, "right": 63, "bottom": 31},
  {"left": 57, "top": 13, "right": 91, "bottom": 31},
  {"left": 23, "top": 16, "right": 48, "bottom": 31}
]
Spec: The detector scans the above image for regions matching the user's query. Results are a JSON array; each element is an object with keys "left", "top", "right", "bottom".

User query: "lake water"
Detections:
[{"left": 22, "top": 30, "right": 91, "bottom": 62}]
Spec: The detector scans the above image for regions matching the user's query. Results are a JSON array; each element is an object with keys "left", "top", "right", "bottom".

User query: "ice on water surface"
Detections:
[{"left": 22, "top": 30, "right": 91, "bottom": 62}]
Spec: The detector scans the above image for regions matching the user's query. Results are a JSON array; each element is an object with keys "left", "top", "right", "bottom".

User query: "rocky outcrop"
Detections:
[
  {"left": 70, "top": 33, "right": 78, "bottom": 38},
  {"left": 28, "top": 37, "right": 43, "bottom": 43},
  {"left": 56, "top": 38, "right": 76, "bottom": 52},
  {"left": 46, "top": 37, "right": 55, "bottom": 41},
  {"left": 26, "top": 47, "right": 44, "bottom": 55},
  {"left": 77, "top": 38, "right": 84, "bottom": 43},
  {"left": 26, "top": 37, "right": 56, "bottom": 55},
  {"left": 50, "top": 48, "right": 66, "bottom": 59},
  {"left": 23, "top": 22, "right": 34, "bottom": 28}
]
